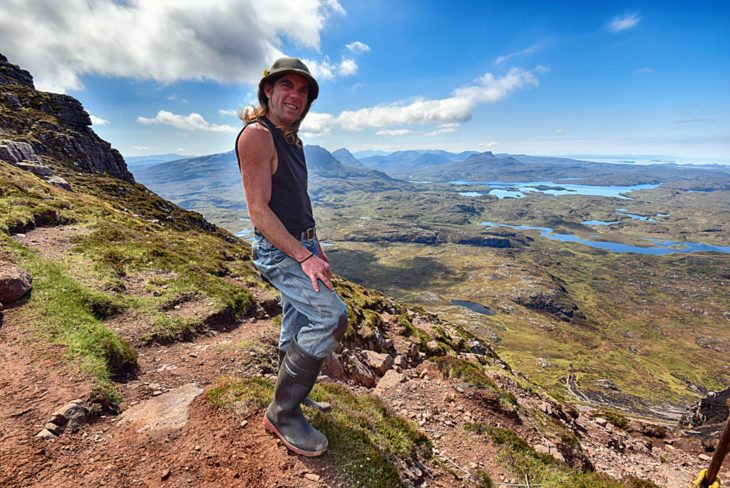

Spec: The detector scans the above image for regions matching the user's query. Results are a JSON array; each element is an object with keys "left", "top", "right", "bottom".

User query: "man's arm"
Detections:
[{"left": 237, "top": 124, "right": 334, "bottom": 292}]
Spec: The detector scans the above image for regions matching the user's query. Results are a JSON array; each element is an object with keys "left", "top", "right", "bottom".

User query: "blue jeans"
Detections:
[{"left": 252, "top": 234, "right": 348, "bottom": 359}]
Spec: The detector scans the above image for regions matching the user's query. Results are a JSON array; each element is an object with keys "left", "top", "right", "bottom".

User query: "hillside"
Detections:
[{"left": 0, "top": 53, "right": 713, "bottom": 487}]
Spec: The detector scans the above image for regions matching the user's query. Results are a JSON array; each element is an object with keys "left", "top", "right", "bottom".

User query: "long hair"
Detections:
[{"left": 240, "top": 75, "right": 313, "bottom": 146}]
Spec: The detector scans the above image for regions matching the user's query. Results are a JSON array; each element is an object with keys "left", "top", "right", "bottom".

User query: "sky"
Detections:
[{"left": 1, "top": 0, "right": 729, "bottom": 163}]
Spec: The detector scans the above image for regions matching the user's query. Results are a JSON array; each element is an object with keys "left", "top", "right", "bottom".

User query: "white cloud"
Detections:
[
  {"left": 339, "top": 59, "right": 358, "bottom": 76},
  {"left": 607, "top": 13, "right": 641, "bottom": 32},
  {"left": 479, "top": 142, "right": 500, "bottom": 148},
  {"left": 304, "top": 56, "right": 358, "bottom": 80},
  {"left": 636, "top": 67, "right": 654, "bottom": 74},
  {"left": 132, "top": 145, "right": 149, "bottom": 151},
  {"left": 137, "top": 110, "right": 238, "bottom": 133},
  {"left": 376, "top": 129, "right": 413, "bottom": 137},
  {"left": 300, "top": 112, "right": 336, "bottom": 137},
  {"left": 0, "top": 0, "right": 344, "bottom": 93},
  {"left": 495, "top": 43, "right": 540, "bottom": 65},
  {"left": 337, "top": 67, "right": 540, "bottom": 130},
  {"left": 345, "top": 41, "right": 371, "bottom": 54},
  {"left": 218, "top": 109, "right": 240, "bottom": 117},
  {"left": 89, "top": 114, "right": 109, "bottom": 126}
]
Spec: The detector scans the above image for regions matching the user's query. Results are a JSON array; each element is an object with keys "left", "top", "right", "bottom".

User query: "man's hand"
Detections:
[
  {"left": 301, "top": 254, "right": 333, "bottom": 292},
  {"left": 317, "top": 241, "right": 329, "bottom": 263}
]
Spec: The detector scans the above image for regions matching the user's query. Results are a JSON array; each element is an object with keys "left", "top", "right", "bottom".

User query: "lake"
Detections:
[
  {"left": 480, "top": 221, "right": 730, "bottom": 255},
  {"left": 453, "top": 180, "right": 658, "bottom": 199}
]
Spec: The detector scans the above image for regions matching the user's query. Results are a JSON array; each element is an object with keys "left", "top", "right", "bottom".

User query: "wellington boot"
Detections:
[
  {"left": 278, "top": 349, "right": 332, "bottom": 413},
  {"left": 265, "top": 338, "right": 328, "bottom": 456}
]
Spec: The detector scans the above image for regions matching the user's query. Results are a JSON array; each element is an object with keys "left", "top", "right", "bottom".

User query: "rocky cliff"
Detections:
[{"left": 0, "top": 53, "right": 133, "bottom": 184}]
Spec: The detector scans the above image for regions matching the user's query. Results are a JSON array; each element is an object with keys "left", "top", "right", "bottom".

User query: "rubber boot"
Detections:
[
  {"left": 265, "top": 338, "right": 328, "bottom": 456},
  {"left": 278, "top": 349, "right": 332, "bottom": 413}
]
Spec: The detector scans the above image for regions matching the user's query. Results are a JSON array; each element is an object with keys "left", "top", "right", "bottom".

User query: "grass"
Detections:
[
  {"left": 464, "top": 423, "right": 659, "bottom": 488},
  {"left": 435, "top": 356, "right": 518, "bottom": 411},
  {"left": 10, "top": 240, "right": 137, "bottom": 404},
  {"left": 208, "top": 376, "right": 431, "bottom": 487}
]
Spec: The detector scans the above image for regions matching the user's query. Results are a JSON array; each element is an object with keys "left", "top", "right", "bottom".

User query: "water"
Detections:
[
  {"left": 451, "top": 180, "right": 658, "bottom": 199},
  {"left": 451, "top": 300, "right": 496, "bottom": 315},
  {"left": 581, "top": 220, "right": 619, "bottom": 226},
  {"left": 480, "top": 221, "right": 730, "bottom": 255}
]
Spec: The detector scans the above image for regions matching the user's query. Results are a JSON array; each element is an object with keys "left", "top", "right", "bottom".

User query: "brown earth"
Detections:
[{"left": 0, "top": 226, "right": 719, "bottom": 487}]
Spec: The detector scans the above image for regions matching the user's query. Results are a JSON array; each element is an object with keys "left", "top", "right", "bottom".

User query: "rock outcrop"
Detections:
[
  {"left": 0, "top": 53, "right": 133, "bottom": 183},
  {"left": 681, "top": 386, "right": 730, "bottom": 428}
]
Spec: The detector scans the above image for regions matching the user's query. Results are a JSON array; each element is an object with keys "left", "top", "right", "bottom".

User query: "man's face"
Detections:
[{"left": 264, "top": 73, "right": 310, "bottom": 128}]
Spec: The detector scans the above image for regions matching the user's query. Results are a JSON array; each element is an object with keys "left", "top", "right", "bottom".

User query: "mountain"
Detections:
[
  {"left": 0, "top": 53, "right": 133, "bottom": 184},
  {"left": 124, "top": 153, "right": 193, "bottom": 168},
  {"left": 410, "top": 150, "right": 730, "bottom": 187},
  {"left": 359, "top": 149, "right": 476, "bottom": 174},
  {"left": 331, "top": 147, "right": 363, "bottom": 167},
  {"left": 134, "top": 144, "right": 409, "bottom": 213}
]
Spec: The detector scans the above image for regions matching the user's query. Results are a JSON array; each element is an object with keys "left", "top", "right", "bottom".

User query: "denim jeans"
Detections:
[{"left": 252, "top": 234, "right": 348, "bottom": 359}]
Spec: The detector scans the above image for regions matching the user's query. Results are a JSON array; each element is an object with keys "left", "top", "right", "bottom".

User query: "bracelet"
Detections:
[{"left": 298, "top": 253, "right": 314, "bottom": 264}]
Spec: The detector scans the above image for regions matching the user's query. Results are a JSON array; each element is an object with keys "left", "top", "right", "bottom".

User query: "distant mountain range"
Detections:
[
  {"left": 133, "top": 145, "right": 730, "bottom": 214},
  {"left": 133, "top": 145, "right": 410, "bottom": 212},
  {"left": 124, "top": 153, "right": 193, "bottom": 168}
]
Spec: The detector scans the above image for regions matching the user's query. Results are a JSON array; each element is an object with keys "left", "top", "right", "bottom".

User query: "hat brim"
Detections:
[{"left": 259, "top": 69, "right": 319, "bottom": 102}]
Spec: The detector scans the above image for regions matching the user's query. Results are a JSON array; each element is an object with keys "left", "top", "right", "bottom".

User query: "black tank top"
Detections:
[{"left": 236, "top": 116, "right": 315, "bottom": 233}]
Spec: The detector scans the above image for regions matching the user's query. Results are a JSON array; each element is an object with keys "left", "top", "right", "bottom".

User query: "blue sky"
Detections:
[{"left": 1, "top": 0, "right": 728, "bottom": 162}]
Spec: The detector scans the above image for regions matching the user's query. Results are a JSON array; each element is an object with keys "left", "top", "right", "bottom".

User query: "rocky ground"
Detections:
[{"left": 0, "top": 225, "right": 719, "bottom": 488}]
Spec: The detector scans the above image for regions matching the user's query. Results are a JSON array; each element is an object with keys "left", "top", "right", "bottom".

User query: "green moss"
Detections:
[
  {"left": 12, "top": 245, "right": 137, "bottom": 403},
  {"left": 208, "top": 377, "right": 430, "bottom": 487},
  {"left": 473, "top": 469, "right": 495, "bottom": 488},
  {"left": 143, "top": 316, "right": 199, "bottom": 344},
  {"left": 435, "top": 357, "right": 518, "bottom": 410},
  {"left": 464, "top": 423, "right": 645, "bottom": 488},
  {"left": 597, "top": 410, "right": 630, "bottom": 431},
  {"left": 81, "top": 290, "right": 127, "bottom": 319}
]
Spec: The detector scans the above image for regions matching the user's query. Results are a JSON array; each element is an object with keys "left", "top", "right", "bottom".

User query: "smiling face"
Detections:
[{"left": 263, "top": 73, "right": 311, "bottom": 128}]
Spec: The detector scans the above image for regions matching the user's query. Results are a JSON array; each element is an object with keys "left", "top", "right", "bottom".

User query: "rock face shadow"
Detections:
[{"left": 327, "top": 248, "right": 465, "bottom": 291}]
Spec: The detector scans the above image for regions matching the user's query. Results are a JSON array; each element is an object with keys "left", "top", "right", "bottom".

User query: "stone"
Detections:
[
  {"left": 698, "top": 453, "right": 712, "bottom": 462},
  {"left": 322, "top": 353, "right": 346, "bottom": 380},
  {"left": 362, "top": 350, "right": 393, "bottom": 375},
  {"left": 120, "top": 383, "right": 203, "bottom": 432},
  {"left": 0, "top": 262, "right": 32, "bottom": 305},
  {"left": 595, "top": 417, "right": 608, "bottom": 427},
  {"left": 46, "top": 176, "right": 73, "bottom": 191},
  {"left": 304, "top": 473, "right": 320, "bottom": 482},
  {"left": 0, "top": 141, "right": 43, "bottom": 165},
  {"left": 35, "top": 429, "right": 57, "bottom": 440},
  {"left": 44, "top": 422, "right": 65, "bottom": 436},
  {"left": 348, "top": 356, "right": 377, "bottom": 388},
  {"left": 51, "top": 401, "right": 90, "bottom": 433},
  {"left": 373, "top": 370, "right": 405, "bottom": 396},
  {"left": 16, "top": 161, "right": 53, "bottom": 177}
]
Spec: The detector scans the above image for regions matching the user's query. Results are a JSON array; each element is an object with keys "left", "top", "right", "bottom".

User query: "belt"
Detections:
[{"left": 254, "top": 227, "right": 316, "bottom": 241}]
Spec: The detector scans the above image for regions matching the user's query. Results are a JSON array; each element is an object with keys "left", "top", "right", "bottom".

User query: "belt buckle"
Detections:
[{"left": 304, "top": 227, "right": 316, "bottom": 240}]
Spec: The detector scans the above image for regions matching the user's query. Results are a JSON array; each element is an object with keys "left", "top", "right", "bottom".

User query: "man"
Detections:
[{"left": 235, "top": 57, "right": 348, "bottom": 457}]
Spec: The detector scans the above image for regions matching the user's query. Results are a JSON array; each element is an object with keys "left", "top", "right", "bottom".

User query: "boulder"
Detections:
[
  {"left": 46, "top": 176, "right": 73, "bottom": 191},
  {"left": 347, "top": 355, "right": 377, "bottom": 388},
  {"left": 16, "top": 161, "right": 53, "bottom": 177},
  {"left": 362, "top": 350, "right": 393, "bottom": 375},
  {"left": 0, "top": 140, "right": 44, "bottom": 166},
  {"left": 51, "top": 400, "right": 89, "bottom": 433},
  {"left": 0, "top": 262, "right": 32, "bottom": 304}
]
